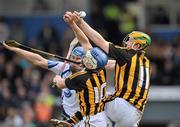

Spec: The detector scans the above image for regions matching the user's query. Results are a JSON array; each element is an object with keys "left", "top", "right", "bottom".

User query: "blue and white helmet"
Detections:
[
  {"left": 83, "top": 47, "right": 108, "bottom": 69},
  {"left": 71, "top": 46, "right": 85, "bottom": 58}
]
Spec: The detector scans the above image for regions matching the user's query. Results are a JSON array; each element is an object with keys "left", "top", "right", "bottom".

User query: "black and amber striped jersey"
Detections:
[
  {"left": 67, "top": 111, "right": 83, "bottom": 125},
  {"left": 65, "top": 68, "right": 107, "bottom": 116},
  {"left": 108, "top": 43, "right": 151, "bottom": 112}
]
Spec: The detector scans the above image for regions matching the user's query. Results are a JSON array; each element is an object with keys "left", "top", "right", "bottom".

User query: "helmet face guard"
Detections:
[
  {"left": 83, "top": 47, "right": 108, "bottom": 70},
  {"left": 83, "top": 50, "right": 97, "bottom": 70},
  {"left": 123, "top": 31, "right": 151, "bottom": 51},
  {"left": 123, "top": 36, "right": 130, "bottom": 44}
]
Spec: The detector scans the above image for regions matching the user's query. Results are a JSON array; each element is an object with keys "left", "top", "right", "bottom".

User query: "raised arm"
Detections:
[
  {"left": 64, "top": 12, "right": 92, "bottom": 53},
  {"left": 72, "top": 11, "right": 110, "bottom": 53},
  {"left": 3, "top": 43, "right": 48, "bottom": 69}
]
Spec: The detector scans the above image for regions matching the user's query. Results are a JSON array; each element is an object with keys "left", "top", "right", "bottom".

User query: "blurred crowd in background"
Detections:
[{"left": 0, "top": 0, "right": 180, "bottom": 127}]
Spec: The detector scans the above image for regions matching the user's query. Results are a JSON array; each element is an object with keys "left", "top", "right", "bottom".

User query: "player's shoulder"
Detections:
[
  {"left": 68, "top": 70, "right": 87, "bottom": 80},
  {"left": 64, "top": 63, "right": 71, "bottom": 69},
  {"left": 48, "top": 60, "right": 59, "bottom": 68}
]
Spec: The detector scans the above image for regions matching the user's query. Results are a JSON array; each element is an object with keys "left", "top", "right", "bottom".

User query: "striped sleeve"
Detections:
[
  {"left": 67, "top": 111, "right": 83, "bottom": 125},
  {"left": 65, "top": 73, "right": 83, "bottom": 92}
]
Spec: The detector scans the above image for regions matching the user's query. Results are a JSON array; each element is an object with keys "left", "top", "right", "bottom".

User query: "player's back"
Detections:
[
  {"left": 65, "top": 68, "right": 107, "bottom": 116},
  {"left": 113, "top": 50, "right": 150, "bottom": 112}
]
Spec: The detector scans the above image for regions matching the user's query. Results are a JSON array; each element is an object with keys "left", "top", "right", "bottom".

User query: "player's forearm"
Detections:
[
  {"left": 70, "top": 22, "right": 92, "bottom": 52},
  {"left": 10, "top": 48, "right": 48, "bottom": 69},
  {"left": 78, "top": 19, "right": 109, "bottom": 53},
  {"left": 67, "top": 111, "right": 83, "bottom": 125}
]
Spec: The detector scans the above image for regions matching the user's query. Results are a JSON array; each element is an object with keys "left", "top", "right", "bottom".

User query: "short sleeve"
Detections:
[
  {"left": 65, "top": 74, "right": 83, "bottom": 92},
  {"left": 48, "top": 60, "right": 71, "bottom": 77}
]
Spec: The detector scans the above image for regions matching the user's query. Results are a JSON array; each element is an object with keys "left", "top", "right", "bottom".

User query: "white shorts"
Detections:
[
  {"left": 79, "top": 111, "right": 112, "bottom": 127},
  {"left": 105, "top": 98, "right": 142, "bottom": 127}
]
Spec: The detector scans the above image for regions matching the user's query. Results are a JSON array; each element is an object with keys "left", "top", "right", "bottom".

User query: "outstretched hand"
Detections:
[
  {"left": 63, "top": 11, "right": 74, "bottom": 25},
  {"left": 63, "top": 11, "right": 83, "bottom": 26},
  {"left": 72, "top": 11, "right": 82, "bottom": 24}
]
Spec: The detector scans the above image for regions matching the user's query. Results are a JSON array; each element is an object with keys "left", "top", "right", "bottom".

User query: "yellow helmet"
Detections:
[{"left": 123, "top": 31, "right": 151, "bottom": 50}]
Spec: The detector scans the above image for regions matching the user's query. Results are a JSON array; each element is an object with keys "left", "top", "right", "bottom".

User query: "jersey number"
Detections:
[
  {"left": 139, "top": 66, "right": 150, "bottom": 89},
  {"left": 94, "top": 83, "right": 106, "bottom": 103}
]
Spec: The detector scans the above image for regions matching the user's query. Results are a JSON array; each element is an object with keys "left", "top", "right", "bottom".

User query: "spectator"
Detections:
[
  {"left": 151, "top": 6, "right": 170, "bottom": 24},
  {"left": 9, "top": 20, "right": 25, "bottom": 43},
  {"left": 22, "top": 102, "right": 37, "bottom": 127},
  {"left": 4, "top": 106, "right": 24, "bottom": 127},
  {"left": 0, "top": 17, "right": 10, "bottom": 42},
  {"left": 37, "top": 23, "right": 60, "bottom": 54},
  {"left": 32, "top": 0, "right": 51, "bottom": 13},
  {"left": 34, "top": 84, "right": 56, "bottom": 127},
  {"left": 103, "top": 3, "right": 121, "bottom": 43},
  {"left": 0, "top": 54, "right": 5, "bottom": 79}
]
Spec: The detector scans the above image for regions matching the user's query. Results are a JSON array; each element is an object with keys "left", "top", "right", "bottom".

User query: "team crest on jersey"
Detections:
[{"left": 64, "top": 89, "right": 72, "bottom": 97}]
